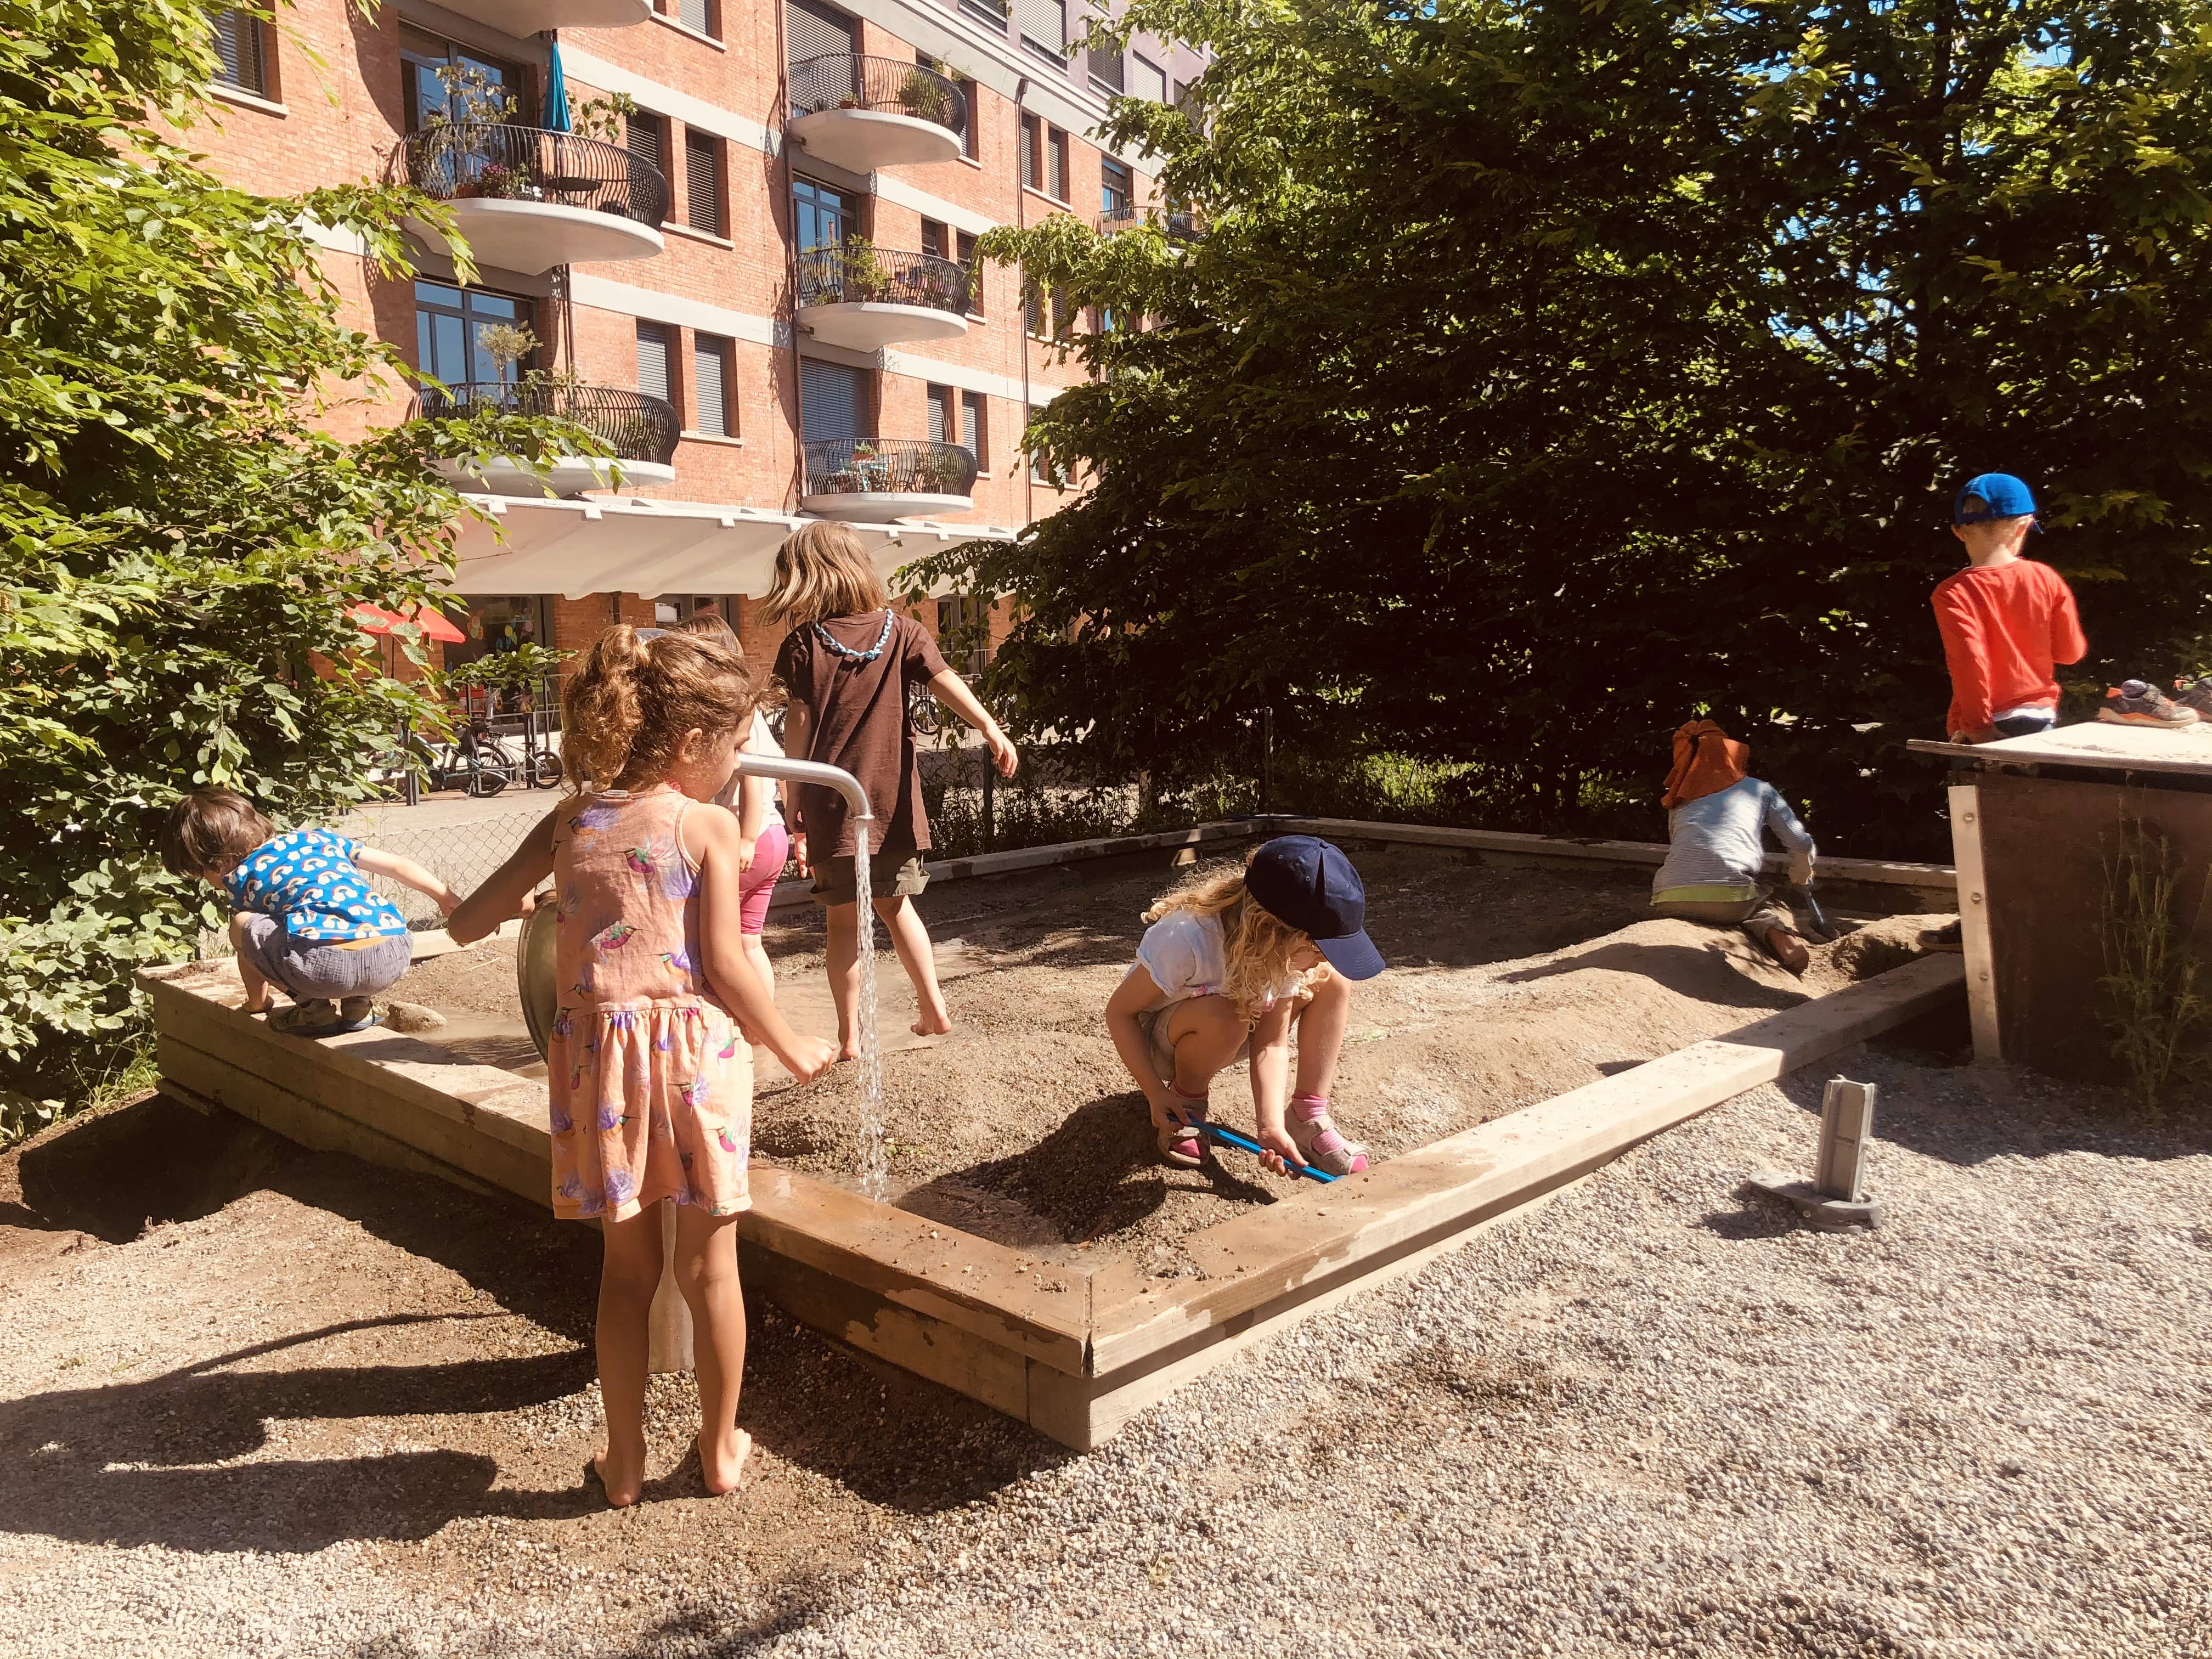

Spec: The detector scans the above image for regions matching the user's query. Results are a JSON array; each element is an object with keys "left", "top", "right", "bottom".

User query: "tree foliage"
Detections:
[
  {"left": 934, "top": 0, "right": 2212, "bottom": 854},
  {"left": 0, "top": 0, "right": 584, "bottom": 1120}
]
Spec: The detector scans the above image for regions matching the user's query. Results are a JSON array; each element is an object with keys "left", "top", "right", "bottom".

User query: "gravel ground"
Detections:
[{"left": 2, "top": 1044, "right": 2206, "bottom": 1657}]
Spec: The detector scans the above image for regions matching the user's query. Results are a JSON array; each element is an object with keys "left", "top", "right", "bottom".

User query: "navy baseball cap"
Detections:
[
  {"left": 1954, "top": 473, "right": 2038, "bottom": 526},
  {"left": 1245, "top": 836, "right": 1385, "bottom": 981}
]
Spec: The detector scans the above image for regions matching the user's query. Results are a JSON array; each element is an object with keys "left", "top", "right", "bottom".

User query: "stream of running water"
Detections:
[{"left": 850, "top": 833, "right": 888, "bottom": 1201}]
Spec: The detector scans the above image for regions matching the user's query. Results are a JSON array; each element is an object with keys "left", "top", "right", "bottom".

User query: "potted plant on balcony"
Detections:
[
  {"left": 924, "top": 447, "right": 973, "bottom": 495},
  {"left": 896, "top": 66, "right": 955, "bottom": 128},
  {"left": 838, "top": 236, "right": 889, "bottom": 304}
]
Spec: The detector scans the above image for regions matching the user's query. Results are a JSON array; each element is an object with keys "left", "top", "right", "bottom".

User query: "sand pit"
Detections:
[{"left": 387, "top": 846, "right": 1948, "bottom": 1270}]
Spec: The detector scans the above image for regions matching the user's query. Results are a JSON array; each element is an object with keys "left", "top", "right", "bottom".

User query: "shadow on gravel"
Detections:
[
  {"left": 1700, "top": 1189, "right": 1805, "bottom": 1240},
  {"left": 4, "top": 1091, "right": 1070, "bottom": 1549}
]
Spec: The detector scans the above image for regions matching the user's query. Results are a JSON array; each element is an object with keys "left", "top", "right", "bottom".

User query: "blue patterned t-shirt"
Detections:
[{"left": 222, "top": 829, "right": 409, "bottom": 941}]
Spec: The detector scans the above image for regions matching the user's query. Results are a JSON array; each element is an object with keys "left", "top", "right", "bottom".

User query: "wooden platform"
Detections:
[{"left": 146, "top": 901, "right": 1962, "bottom": 1449}]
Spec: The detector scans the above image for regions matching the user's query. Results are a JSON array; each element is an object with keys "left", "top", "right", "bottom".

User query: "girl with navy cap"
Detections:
[{"left": 1103, "top": 836, "right": 1385, "bottom": 1176}]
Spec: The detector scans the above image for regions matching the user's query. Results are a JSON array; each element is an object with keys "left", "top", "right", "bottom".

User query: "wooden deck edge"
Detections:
[{"left": 1087, "top": 953, "right": 1965, "bottom": 1374}]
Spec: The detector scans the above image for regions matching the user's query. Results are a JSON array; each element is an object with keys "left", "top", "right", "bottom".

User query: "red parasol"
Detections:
[{"left": 351, "top": 602, "right": 467, "bottom": 644}]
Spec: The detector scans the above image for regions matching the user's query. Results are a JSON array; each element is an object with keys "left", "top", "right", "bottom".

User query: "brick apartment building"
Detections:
[{"left": 195, "top": 0, "right": 1202, "bottom": 675}]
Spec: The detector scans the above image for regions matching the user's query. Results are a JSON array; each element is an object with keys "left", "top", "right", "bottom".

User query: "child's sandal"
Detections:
[
  {"left": 1156, "top": 1088, "right": 1209, "bottom": 1168},
  {"left": 1287, "top": 1093, "right": 1368, "bottom": 1175}
]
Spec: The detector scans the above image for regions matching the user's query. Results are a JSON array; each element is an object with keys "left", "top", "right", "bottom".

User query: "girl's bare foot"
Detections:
[
  {"left": 911, "top": 1002, "right": 953, "bottom": 1038},
  {"left": 591, "top": 1444, "right": 646, "bottom": 1509},
  {"left": 698, "top": 1427, "right": 752, "bottom": 1496}
]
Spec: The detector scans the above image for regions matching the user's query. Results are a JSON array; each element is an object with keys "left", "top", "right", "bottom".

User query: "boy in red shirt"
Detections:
[{"left": 1932, "top": 473, "right": 2089, "bottom": 743}]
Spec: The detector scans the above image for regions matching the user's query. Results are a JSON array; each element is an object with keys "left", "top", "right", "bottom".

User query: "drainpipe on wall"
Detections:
[
  {"left": 1014, "top": 75, "right": 1033, "bottom": 527},
  {"left": 776, "top": 1, "right": 804, "bottom": 512}
]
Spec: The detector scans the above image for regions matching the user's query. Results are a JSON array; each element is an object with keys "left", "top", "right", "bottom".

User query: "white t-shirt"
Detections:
[
  {"left": 1128, "top": 909, "right": 1301, "bottom": 1015},
  {"left": 712, "top": 710, "right": 785, "bottom": 826}
]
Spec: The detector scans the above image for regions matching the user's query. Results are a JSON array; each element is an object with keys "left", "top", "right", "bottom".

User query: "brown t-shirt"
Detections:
[{"left": 772, "top": 610, "right": 947, "bottom": 860}]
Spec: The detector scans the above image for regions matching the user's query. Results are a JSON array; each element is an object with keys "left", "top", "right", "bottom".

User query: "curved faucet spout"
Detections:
[{"left": 731, "top": 753, "right": 873, "bottom": 822}]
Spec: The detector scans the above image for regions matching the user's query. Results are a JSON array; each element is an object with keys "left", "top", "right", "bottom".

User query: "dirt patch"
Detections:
[{"left": 377, "top": 848, "right": 1948, "bottom": 1267}]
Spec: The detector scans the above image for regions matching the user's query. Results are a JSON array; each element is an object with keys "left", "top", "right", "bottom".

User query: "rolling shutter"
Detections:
[
  {"left": 960, "top": 393, "right": 981, "bottom": 461},
  {"left": 926, "top": 384, "right": 953, "bottom": 445},
  {"left": 212, "top": 10, "right": 266, "bottom": 94},
  {"left": 787, "top": 0, "right": 856, "bottom": 67},
  {"left": 800, "top": 358, "right": 865, "bottom": 445},
  {"left": 693, "top": 336, "right": 729, "bottom": 437},
  {"left": 685, "top": 133, "right": 721, "bottom": 235},
  {"left": 636, "top": 323, "right": 671, "bottom": 404}
]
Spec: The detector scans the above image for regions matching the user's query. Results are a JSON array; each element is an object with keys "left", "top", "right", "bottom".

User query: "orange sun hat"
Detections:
[{"left": 1662, "top": 719, "right": 1750, "bottom": 810}]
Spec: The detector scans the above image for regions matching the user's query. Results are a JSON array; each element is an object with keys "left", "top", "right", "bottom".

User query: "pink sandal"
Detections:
[
  {"left": 1286, "top": 1093, "right": 1368, "bottom": 1175},
  {"left": 1156, "top": 1086, "right": 1209, "bottom": 1168}
]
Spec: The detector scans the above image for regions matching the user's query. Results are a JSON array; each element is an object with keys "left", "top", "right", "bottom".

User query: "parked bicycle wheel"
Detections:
[
  {"left": 532, "top": 750, "right": 564, "bottom": 788},
  {"left": 465, "top": 763, "right": 510, "bottom": 798}
]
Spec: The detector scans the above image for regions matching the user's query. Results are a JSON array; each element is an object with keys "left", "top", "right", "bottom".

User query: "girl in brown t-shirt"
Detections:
[{"left": 762, "top": 522, "right": 1019, "bottom": 1056}]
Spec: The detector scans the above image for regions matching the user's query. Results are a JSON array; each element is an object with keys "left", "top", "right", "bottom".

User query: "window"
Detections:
[
  {"left": 792, "top": 176, "right": 853, "bottom": 252},
  {"left": 676, "top": 0, "right": 716, "bottom": 37},
  {"left": 211, "top": 10, "right": 268, "bottom": 97},
  {"left": 920, "top": 218, "right": 948, "bottom": 261},
  {"left": 400, "top": 28, "right": 527, "bottom": 133},
  {"left": 1019, "top": 114, "right": 1039, "bottom": 191},
  {"left": 961, "top": 392, "right": 985, "bottom": 466},
  {"left": 1101, "top": 158, "right": 1131, "bottom": 217},
  {"left": 415, "top": 281, "right": 533, "bottom": 391},
  {"left": 1046, "top": 128, "right": 1067, "bottom": 199},
  {"left": 684, "top": 131, "right": 723, "bottom": 236},
  {"left": 960, "top": 0, "right": 1010, "bottom": 30},
  {"left": 625, "top": 110, "right": 667, "bottom": 175},
  {"left": 800, "top": 358, "right": 867, "bottom": 444},
  {"left": 936, "top": 595, "right": 990, "bottom": 675},
  {"left": 636, "top": 321, "right": 673, "bottom": 405},
  {"left": 692, "top": 333, "right": 731, "bottom": 436},
  {"left": 786, "top": 0, "right": 855, "bottom": 69},
  {"left": 1017, "top": 0, "right": 1065, "bottom": 63},
  {"left": 926, "top": 383, "right": 955, "bottom": 446},
  {"left": 1087, "top": 41, "right": 1123, "bottom": 94},
  {"left": 958, "top": 77, "right": 981, "bottom": 159},
  {"left": 1051, "top": 285, "right": 1074, "bottom": 338},
  {"left": 1022, "top": 116, "right": 1067, "bottom": 199},
  {"left": 957, "top": 229, "right": 981, "bottom": 315},
  {"left": 1023, "top": 278, "right": 1044, "bottom": 336},
  {"left": 1130, "top": 55, "right": 1165, "bottom": 104}
]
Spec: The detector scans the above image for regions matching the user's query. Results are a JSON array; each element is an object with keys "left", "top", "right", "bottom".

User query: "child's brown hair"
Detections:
[
  {"left": 755, "top": 521, "right": 890, "bottom": 628},
  {"left": 561, "top": 625, "right": 760, "bottom": 790},
  {"left": 1142, "top": 853, "right": 1316, "bottom": 1024},
  {"left": 159, "top": 788, "right": 273, "bottom": 881}
]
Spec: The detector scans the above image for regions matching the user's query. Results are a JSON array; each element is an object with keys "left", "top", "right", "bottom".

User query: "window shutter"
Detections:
[
  {"left": 693, "top": 336, "right": 728, "bottom": 437},
  {"left": 625, "top": 112, "right": 663, "bottom": 173},
  {"left": 800, "top": 358, "right": 865, "bottom": 445},
  {"left": 1087, "top": 43, "right": 1123, "bottom": 93},
  {"left": 1016, "top": 0, "right": 1063, "bottom": 58},
  {"left": 685, "top": 133, "right": 721, "bottom": 235},
  {"left": 1046, "top": 128, "right": 1066, "bottom": 200},
  {"left": 1130, "top": 55, "right": 1165, "bottom": 103},
  {"left": 786, "top": 0, "right": 856, "bottom": 67},
  {"left": 1019, "top": 115, "right": 1036, "bottom": 190},
  {"left": 212, "top": 10, "right": 266, "bottom": 94},
  {"left": 920, "top": 218, "right": 947, "bottom": 261},
  {"left": 961, "top": 393, "right": 981, "bottom": 462},
  {"left": 960, "top": 78, "right": 980, "bottom": 157},
  {"left": 926, "top": 385, "right": 953, "bottom": 446},
  {"left": 636, "top": 323, "right": 671, "bottom": 404},
  {"left": 679, "top": 0, "right": 712, "bottom": 35}
]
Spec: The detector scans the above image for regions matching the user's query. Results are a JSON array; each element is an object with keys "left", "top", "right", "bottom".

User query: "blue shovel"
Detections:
[{"left": 1202, "top": 1122, "right": 1339, "bottom": 1183}]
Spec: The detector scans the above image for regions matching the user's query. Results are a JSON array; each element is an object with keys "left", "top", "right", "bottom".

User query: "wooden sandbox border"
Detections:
[{"left": 144, "top": 817, "right": 1963, "bottom": 1451}]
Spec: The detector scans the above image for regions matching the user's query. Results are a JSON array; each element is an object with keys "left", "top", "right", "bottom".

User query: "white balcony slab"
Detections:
[
  {"left": 799, "top": 489, "right": 973, "bottom": 522},
  {"left": 797, "top": 300, "right": 969, "bottom": 351},
  {"left": 432, "top": 455, "right": 676, "bottom": 499},
  {"left": 437, "top": 0, "right": 648, "bottom": 32},
  {"left": 412, "top": 198, "right": 663, "bottom": 277},
  {"left": 787, "top": 107, "right": 962, "bottom": 173}
]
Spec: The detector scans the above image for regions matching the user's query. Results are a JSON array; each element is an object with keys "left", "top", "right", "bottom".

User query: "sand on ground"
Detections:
[{"left": 390, "top": 847, "right": 1948, "bottom": 1265}]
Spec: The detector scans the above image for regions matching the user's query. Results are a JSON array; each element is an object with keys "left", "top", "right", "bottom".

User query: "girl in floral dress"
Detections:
[{"left": 451, "top": 627, "right": 835, "bottom": 1507}]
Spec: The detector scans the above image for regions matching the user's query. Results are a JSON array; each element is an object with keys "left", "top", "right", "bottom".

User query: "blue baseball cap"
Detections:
[
  {"left": 1954, "top": 473, "right": 2038, "bottom": 526},
  {"left": 1245, "top": 836, "right": 1385, "bottom": 981}
]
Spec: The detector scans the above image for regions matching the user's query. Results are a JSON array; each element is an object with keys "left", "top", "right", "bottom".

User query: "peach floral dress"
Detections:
[{"left": 545, "top": 785, "right": 751, "bottom": 1223}]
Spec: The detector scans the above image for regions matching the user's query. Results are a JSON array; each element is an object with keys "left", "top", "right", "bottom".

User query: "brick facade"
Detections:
[{"left": 193, "top": 0, "right": 1203, "bottom": 666}]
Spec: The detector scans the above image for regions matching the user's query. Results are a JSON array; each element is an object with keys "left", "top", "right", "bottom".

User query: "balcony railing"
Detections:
[
  {"left": 788, "top": 54, "right": 968, "bottom": 140},
  {"left": 419, "top": 381, "right": 681, "bottom": 466},
  {"left": 803, "top": 439, "right": 978, "bottom": 499},
  {"left": 797, "top": 244, "right": 972, "bottom": 315},
  {"left": 388, "top": 123, "right": 669, "bottom": 228},
  {"left": 1097, "top": 205, "right": 1205, "bottom": 243}
]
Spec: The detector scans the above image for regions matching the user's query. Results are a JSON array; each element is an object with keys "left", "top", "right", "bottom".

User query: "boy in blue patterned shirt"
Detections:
[{"left": 160, "top": 788, "right": 461, "bottom": 1036}]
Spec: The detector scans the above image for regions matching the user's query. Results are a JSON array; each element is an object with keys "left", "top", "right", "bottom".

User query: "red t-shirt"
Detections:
[{"left": 1931, "top": 558, "right": 2087, "bottom": 736}]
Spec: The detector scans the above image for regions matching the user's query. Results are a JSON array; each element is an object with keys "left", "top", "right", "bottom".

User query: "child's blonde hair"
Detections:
[
  {"left": 561, "top": 625, "right": 759, "bottom": 790},
  {"left": 755, "top": 521, "right": 890, "bottom": 628},
  {"left": 1143, "top": 854, "right": 1315, "bottom": 1024}
]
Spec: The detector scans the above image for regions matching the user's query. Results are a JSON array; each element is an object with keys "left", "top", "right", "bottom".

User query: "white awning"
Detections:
[{"left": 445, "top": 494, "right": 1017, "bottom": 600}]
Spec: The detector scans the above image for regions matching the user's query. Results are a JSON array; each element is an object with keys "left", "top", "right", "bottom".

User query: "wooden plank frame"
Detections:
[{"left": 145, "top": 817, "right": 1964, "bottom": 1451}]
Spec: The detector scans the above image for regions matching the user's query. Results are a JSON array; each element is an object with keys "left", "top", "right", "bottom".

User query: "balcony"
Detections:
[
  {"left": 437, "top": 0, "right": 650, "bottom": 32},
  {"left": 390, "top": 125, "right": 667, "bottom": 276},
  {"left": 786, "top": 55, "right": 967, "bottom": 173},
  {"left": 795, "top": 243, "right": 972, "bottom": 349},
  {"left": 800, "top": 439, "right": 977, "bottom": 521},
  {"left": 1097, "top": 205, "right": 1205, "bottom": 243},
  {"left": 420, "top": 381, "right": 681, "bottom": 499}
]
